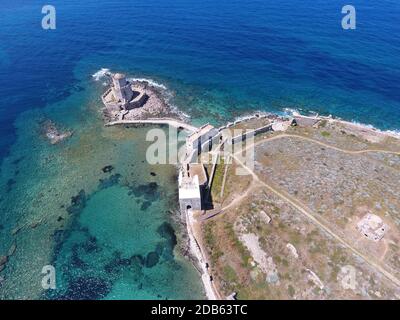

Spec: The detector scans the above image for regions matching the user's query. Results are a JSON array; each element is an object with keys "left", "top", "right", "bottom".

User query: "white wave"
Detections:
[
  {"left": 233, "top": 111, "right": 269, "bottom": 123},
  {"left": 128, "top": 75, "right": 191, "bottom": 120},
  {"left": 127, "top": 77, "right": 167, "bottom": 90},
  {"left": 385, "top": 129, "right": 400, "bottom": 137},
  {"left": 283, "top": 107, "right": 400, "bottom": 139},
  {"left": 282, "top": 108, "right": 300, "bottom": 116},
  {"left": 169, "top": 103, "right": 191, "bottom": 120},
  {"left": 92, "top": 68, "right": 110, "bottom": 81},
  {"left": 348, "top": 120, "right": 400, "bottom": 139},
  {"left": 282, "top": 107, "right": 320, "bottom": 118}
]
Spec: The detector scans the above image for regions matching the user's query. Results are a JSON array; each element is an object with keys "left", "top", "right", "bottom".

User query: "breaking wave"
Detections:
[
  {"left": 282, "top": 108, "right": 400, "bottom": 139},
  {"left": 127, "top": 77, "right": 167, "bottom": 91},
  {"left": 92, "top": 68, "right": 110, "bottom": 81},
  {"left": 128, "top": 76, "right": 190, "bottom": 120}
]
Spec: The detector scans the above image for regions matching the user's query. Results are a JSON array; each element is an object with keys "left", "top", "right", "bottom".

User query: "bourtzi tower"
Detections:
[
  {"left": 102, "top": 72, "right": 149, "bottom": 113},
  {"left": 111, "top": 73, "right": 134, "bottom": 107}
]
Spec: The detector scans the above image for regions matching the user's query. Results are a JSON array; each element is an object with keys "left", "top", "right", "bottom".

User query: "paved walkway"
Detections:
[{"left": 106, "top": 118, "right": 198, "bottom": 133}]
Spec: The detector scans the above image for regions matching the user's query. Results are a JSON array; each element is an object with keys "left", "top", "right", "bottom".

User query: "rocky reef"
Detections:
[{"left": 42, "top": 120, "right": 73, "bottom": 145}]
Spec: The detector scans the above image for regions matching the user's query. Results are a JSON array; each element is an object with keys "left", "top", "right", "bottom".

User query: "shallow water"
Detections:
[{"left": 0, "top": 74, "right": 204, "bottom": 299}]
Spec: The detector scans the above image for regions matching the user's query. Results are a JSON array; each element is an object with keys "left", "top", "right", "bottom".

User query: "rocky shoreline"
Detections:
[{"left": 290, "top": 112, "right": 400, "bottom": 143}]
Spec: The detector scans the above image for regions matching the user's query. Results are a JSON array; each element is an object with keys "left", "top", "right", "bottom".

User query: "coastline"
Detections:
[
  {"left": 290, "top": 111, "right": 400, "bottom": 140},
  {"left": 239, "top": 110, "right": 400, "bottom": 141},
  {"left": 93, "top": 68, "right": 400, "bottom": 140}
]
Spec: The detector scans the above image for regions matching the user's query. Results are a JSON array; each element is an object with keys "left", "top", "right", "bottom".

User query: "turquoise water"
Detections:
[
  {"left": 1, "top": 0, "right": 400, "bottom": 299},
  {"left": 0, "top": 62, "right": 204, "bottom": 299},
  {"left": 48, "top": 184, "right": 201, "bottom": 300}
]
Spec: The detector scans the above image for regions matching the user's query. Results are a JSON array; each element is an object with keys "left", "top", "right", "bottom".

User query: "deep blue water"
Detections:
[
  {"left": 1, "top": 0, "right": 400, "bottom": 158},
  {"left": 0, "top": 0, "right": 400, "bottom": 299}
]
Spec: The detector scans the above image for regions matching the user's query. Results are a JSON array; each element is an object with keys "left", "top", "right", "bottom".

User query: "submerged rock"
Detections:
[
  {"left": 155, "top": 243, "right": 164, "bottom": 256},
  {"left": 11, "top": 156, "right": 25, "bottom": 165},
  {"left": 42, "top": 120, "right": 73, "bottom": 145},
  {"left": 59, "top": 276, "right": 111, "bottom": 300},
  {"left": 71, "top": 245, "right": 87, "bottom": 269},
  {"left": 82, "top": 236, "right": 98, "bottom": 253},
  {"left": 130, "top": 254, "right": 145, "bottom": 266},
  {"left": 145, "top": 251, "right": 160, "bottom": 268},
  {"left": 67, "top": 189, "right": 87, "bottom": 215},
  {"left": 157, "top": 222, "right": 177, "bottom": 243},
  {"left": 140, "top": 201, "right": 152, "bottom": 211},
  {"left": 6, "top": 178, "right": 16, "bottom": 193},
  {"left": 52, "top": 229, "right": 64, "bottom": 244},
  {"left": 98, "top": 174, "right": 121, "bottom": 190},
  {"left": 128, "top": 182, "right": 159, "bottom": 202},
  {"left": 104, "top": 251, "right": 131, "bottom": 274},
  {"left": 156, "top": 222, "right": 178, "bottom": 260},
  {"left": 102, "top": 165, "right": 114, "bottom": 173},
  {"left": 30, "top": 221, "right": 40, "bottom": 229}
]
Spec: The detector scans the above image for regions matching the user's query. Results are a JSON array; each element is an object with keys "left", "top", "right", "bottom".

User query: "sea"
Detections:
[{"left": 0, "top": 0, "right": 399, "bottom": 299}]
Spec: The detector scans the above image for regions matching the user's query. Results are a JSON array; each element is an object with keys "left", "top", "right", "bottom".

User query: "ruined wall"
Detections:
[{"left": 126, "top": 92, "right": 148, "bottom": 110}]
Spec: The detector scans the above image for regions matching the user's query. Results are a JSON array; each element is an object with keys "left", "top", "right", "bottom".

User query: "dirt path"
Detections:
[{"left": 220, "top": 180, "right": 257, "bottom": 212}]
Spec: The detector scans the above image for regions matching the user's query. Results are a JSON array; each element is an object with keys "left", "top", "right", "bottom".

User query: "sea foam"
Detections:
[
  {"left": 128, "top": 77, "right": 168, "bottom": 91},
  {"left": 283, "top": 108, "right": 400, "bottom": 139},
  {"left": 92, "top": 68, "right": 110, "bottom": 81}
]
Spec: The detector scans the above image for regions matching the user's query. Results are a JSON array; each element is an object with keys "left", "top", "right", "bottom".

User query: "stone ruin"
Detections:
[{"left": 356, "top": 213, "right": 388, "bottom": 242}]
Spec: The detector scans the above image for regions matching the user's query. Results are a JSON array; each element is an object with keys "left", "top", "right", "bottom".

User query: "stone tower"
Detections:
[
  {"left": 112, "top": 73, "right": 127, "bottom": 102},
  {"left": 112, "top": 73, "right": 133, "bottom": 105}
]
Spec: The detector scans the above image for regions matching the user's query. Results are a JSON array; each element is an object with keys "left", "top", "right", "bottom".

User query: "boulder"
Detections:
[{"left": 286, "top": 243, "right": 299, "bottom": 259}]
